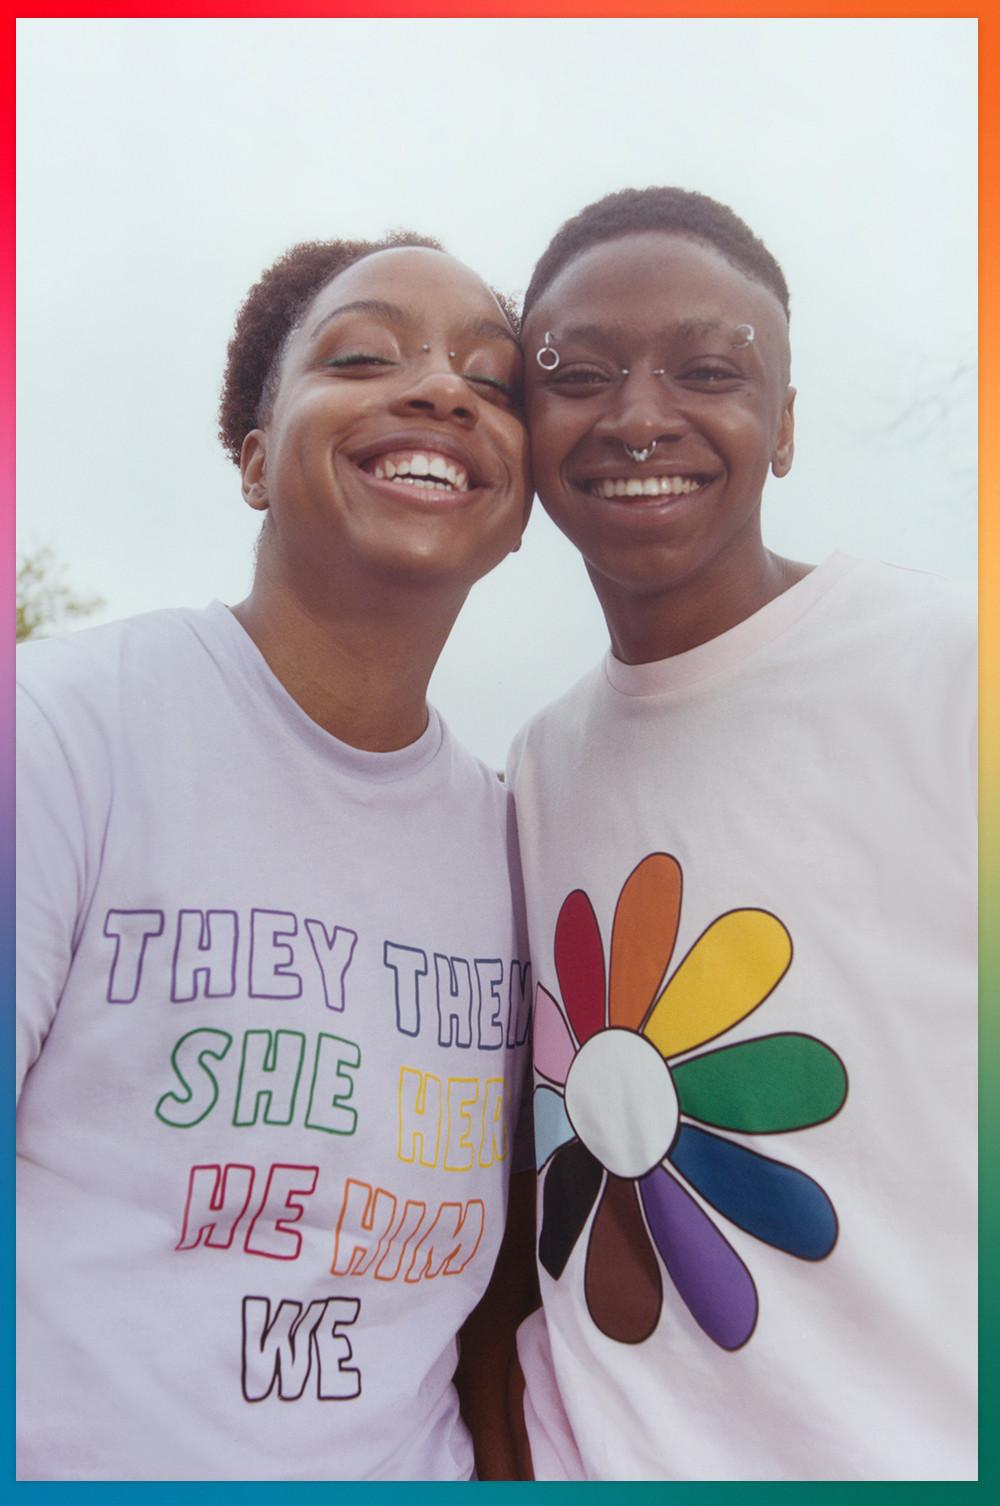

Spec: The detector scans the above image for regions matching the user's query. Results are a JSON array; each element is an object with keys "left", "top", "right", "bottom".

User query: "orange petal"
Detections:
[{"left": 609, "top": 853, "right": 682, "bottom": 1030}]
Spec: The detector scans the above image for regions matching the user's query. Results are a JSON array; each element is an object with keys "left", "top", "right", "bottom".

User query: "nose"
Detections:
[
  {"left": 594, "top": 371, "right": 687, "bottom": 452},
  {"left": 390, "top": 363, "right": 478, "bottom": 428}
]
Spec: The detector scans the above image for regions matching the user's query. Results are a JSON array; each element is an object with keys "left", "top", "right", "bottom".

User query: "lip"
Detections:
[{"left": 348, "top": 429, "right": 486, "bottom": 490}]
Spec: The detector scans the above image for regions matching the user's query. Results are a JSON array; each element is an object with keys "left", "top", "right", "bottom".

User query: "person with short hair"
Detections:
[
  {"left": 17, "top": 234, "right": 534, "bottom": 1480},
  {"left": 508, "top": 187, "right": 976, "bottom": 1481}
]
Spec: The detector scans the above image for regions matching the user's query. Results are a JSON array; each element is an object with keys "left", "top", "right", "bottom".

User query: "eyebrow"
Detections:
[
  {"left": 559, "top": 317, "right": 726, "bottom": 345},
  {"left": 310, "top": 300, "right": 409, "bottom": 340},
  {"left": 310, "top": 302, "right": 518, "bottom": 348}
]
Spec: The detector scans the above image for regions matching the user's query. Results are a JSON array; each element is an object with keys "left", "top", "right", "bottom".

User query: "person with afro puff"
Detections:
[{"left": 16, "top": 233, "right": 536, "bottom": 1480}]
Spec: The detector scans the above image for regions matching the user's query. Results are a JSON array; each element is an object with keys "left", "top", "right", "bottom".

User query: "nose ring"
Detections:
[{"left": 623, "top": 440, "right": 657, "bottom": 463}]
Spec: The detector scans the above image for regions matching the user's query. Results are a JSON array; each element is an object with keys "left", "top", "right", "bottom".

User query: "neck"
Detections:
[
  {"left": 596, "top": 527, "right": 812, "bottom": 665},
  {"left": 231, "top": 550, "right": 469, "bottom": 753}
]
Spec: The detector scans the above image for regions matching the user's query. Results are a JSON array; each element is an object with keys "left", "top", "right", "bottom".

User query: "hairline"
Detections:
[{"left": 525, "top": 228, "right": 790, "bottom": 330}]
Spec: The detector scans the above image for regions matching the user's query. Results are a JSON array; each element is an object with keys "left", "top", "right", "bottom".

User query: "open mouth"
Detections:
[
  {"left": 359, "top": 448, "right": 473, "bottom": 495},
  {"left": 580, "top": 474, "right": 707, "bottom": 500}
]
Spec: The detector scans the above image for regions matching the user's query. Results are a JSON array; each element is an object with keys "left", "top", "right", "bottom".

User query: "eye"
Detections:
[
  {"left": 324, "top": 352, "right": 397, "bottom": 371},
  {"left": 465, "top": 373, "right": 520, "bottom": 406},
  {"left": 543, "top": 365, "right": 614, "bottom": 395},
  {"left": 680, "top": 362, "right": 743, "bottom": 387}
]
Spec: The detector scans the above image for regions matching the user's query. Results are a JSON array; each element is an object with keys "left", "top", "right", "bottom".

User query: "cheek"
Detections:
[{"left": 527, "top": 401, "right": 576, "bottom": 481}]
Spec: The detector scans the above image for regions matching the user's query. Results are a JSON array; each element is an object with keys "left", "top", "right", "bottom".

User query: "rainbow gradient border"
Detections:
[{"left": 6, "top": 4, "right": 991, "bottom": 1499}]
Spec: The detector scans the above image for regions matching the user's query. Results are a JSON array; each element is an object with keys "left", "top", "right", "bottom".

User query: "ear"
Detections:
[
  {"left": 771, "top": 386, "right": 795, "bottom": 478},
  {"left": 240, "top": 430, "right": 269, "bottom": 511}
]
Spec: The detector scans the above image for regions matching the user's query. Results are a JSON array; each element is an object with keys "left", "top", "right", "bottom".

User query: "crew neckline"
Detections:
[
  {"left": 191, "top": 601, "right": 445, "bottom": 783},
  {"left": 604, "top": 552, "right": 860, "bottom": 697}
]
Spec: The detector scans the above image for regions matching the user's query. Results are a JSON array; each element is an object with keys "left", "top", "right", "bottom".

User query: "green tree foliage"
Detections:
[{"left": 16, "top": 547, "right": 105, "bottom": 643}]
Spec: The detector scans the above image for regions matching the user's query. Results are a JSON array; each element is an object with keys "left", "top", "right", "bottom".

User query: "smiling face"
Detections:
[
  {"left": 523, "top": 232, "right": 795, "bottom": 629},
  {"left": 241, "top": 247, "right": 529, "bottom": 600}
]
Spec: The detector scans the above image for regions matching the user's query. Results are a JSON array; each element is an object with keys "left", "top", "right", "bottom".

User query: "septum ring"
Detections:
[{"left": 623, "top": 440, "right": 657, "bottom": 463}]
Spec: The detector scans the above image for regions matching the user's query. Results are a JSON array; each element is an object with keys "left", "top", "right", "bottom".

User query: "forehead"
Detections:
[
  {"left": 302, "top": 246, "right": 509, "bottom": 337},
  {"left": 528, "top": 231, "right": 787, "bottom": 352}
]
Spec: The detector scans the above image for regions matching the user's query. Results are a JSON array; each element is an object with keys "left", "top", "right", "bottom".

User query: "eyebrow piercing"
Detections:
[
  {"left": 732, "top": 324, "right": 755, "bottom": 348},
  {"left": 623, "top": 440, "right": 657, "bottom": 463},
  {"left": 536, "top": 331, "right": 561, "bottom": 370}
]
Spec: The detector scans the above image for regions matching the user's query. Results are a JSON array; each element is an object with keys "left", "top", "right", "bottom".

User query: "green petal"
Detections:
[{"left": 672, "top": 1032, "right": 847, "bottom": 1133}]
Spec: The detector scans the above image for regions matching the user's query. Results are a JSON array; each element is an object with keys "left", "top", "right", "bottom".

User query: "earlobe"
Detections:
[
  {"left": 771, "top": 387, "right": 796, "bottom": 478},
  {"left": 240, "top": 431, "right": 269, "bottom": 511}
]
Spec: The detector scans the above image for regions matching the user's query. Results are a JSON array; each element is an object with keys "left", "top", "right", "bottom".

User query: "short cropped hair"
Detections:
[
  {"left": 522, "top": 186, "right": 790, "bottom": 323},
  {"left": 218, "top": 232, "right": 441, "bottom": 466}
]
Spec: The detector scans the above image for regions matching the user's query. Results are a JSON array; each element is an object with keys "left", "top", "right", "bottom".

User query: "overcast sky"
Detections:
[{"left": 17, "top": 18, "right": 976, "bottom": 768}]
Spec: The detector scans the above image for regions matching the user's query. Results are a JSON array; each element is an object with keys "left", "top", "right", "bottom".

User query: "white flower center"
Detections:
[{"left": 565, "top": 1027, "right": 679, "bottom": 1179}]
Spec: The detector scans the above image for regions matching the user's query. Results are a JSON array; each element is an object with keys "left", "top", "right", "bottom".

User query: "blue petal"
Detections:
[
  {"left": 668, "top": 1124, "right": 838, "bottom": 1260},
  {"left": 534, "top": 1084, "right": 576, "bottom": 1170}
]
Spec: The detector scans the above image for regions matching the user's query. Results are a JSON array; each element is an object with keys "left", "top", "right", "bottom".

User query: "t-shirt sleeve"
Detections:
[{"left": 16, "top": 682, "right": 89, "bottom": 1097}]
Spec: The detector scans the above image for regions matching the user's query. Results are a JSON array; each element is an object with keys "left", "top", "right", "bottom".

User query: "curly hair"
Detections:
[
  {"left": 522, "top": 186, "right": 790, "bottom": 324},
  {"left": 218, "top": 231, "right": 442, "bottom": 466}
]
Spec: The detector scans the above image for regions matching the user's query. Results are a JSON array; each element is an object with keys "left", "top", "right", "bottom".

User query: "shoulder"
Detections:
[
  {"left": 506, "top": 662, "right": 607, "bottom": 788},
  {"left": 831, "top": 556, "right": 975, "bottom": 658},
  {"left": 434, "top": 716, "right": 513, "bottom": 818},
  {"left": 16, "top": 606, "right": 217, "bottom": 727}
]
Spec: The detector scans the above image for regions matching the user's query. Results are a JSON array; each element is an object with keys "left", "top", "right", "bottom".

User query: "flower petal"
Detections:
[
  {"left": 644, "top": 908, "right": 792, "bottom": 1059},
  {"left": 609, "top": 853, "right": 682, "bottom": 1031},
  {"left": 672, "top": 1032, "right": 848, "bottom": 1133},
  {"left": 533, "top": 1085, "right": 576, "bottom": 1170},
  {"left": 585, "top": 1175, "right": 662, "bottom": 1343},
  {"left": 554, "top": 889, "right": 606, "bottom": 1045},
  {"left": 534, "top": 984, "right": 577, "bottom": 1087},
  {"left": 669, "top": 1124, "right": 838, "bottom": 1260},
  {"left": 538, "top": 1139, "right": 604, "bottom": 1280},
  {"left": 639, "top": 1164, "right": 758, "bottom": 1350}
]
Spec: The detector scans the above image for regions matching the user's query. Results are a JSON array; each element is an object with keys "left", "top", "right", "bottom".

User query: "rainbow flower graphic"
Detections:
[{"left": 534, "top": 853, "right": 847, "bottom": 1348}]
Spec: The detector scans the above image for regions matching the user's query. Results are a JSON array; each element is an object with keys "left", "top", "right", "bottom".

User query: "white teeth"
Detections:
[
  {"left": 365, "top": 449, "right": 471, "bottom": 492},
  {"left": 592, "top": 475, "right": 703, "bottom": 499}
]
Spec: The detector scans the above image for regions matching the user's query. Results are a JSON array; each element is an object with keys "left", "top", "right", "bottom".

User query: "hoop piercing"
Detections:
[
  {"left": 732, "top": 324, "right": 755, "bottom": 348},
  {"left": 623, "top": 440, "right": 657, "bottom": 463},
  {"left": 536, "top": 331, "right": 560, "bottom": 370}
]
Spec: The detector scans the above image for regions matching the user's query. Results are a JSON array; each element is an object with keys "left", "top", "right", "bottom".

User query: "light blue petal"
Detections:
[{"left": 534, "top": 1085, "right": 575, "bottom": 1170}]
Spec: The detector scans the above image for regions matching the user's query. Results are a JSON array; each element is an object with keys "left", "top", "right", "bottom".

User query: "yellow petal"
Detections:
[{"left": 643, "top": 909, "right": 792, "bottom": 1060}]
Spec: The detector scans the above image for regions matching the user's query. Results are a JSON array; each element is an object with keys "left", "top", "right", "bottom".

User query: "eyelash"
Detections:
[
  {"left": 325, "top": 353, "right": 394, "bottom": 369},
  {"left": 544, "top": 364, "right": 741, "bottom": 392},
  {"left": 325, "top": 353, "right": 516, "bottom": 402},
  {"left": 682, "top": 364, "right": 740, "bottom": 384}
]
